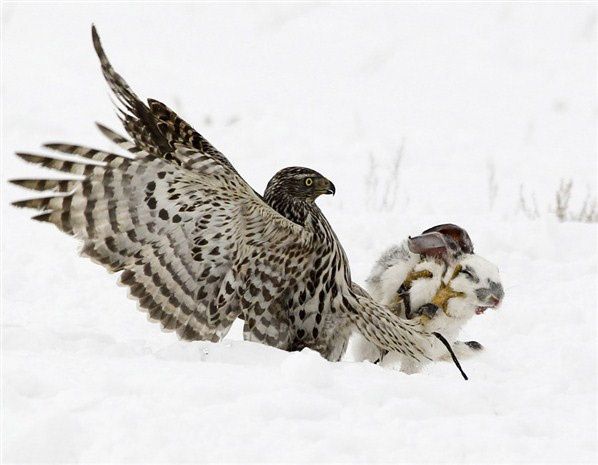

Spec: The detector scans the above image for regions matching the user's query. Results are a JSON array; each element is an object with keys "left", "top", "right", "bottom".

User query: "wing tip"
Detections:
[
  {"left": 42, "top": 143, "right": 62, "bottom": 151},
  {"left": 10, "top": 199, "right": 27, "bottom": 209},
  {"left": 91, "top": 24, "right": 103, "bottom": 58},
  {"left": 15, "top": 152, "right": 41, "bottom": 164},
  {"left": 8, "top": 179, "right": 26, "bottom": 188},
  {"left": 95, "top": 121, "right": 124, "bottom": 141},
  {"left": 11, "top": 198, "right": 50, "bottom": 212},
  {"left": 32, "top": 212, "right": 53, "bottom": 223},
  {"left": 9, "top": 179, "right": 45, "bottom": 191}
]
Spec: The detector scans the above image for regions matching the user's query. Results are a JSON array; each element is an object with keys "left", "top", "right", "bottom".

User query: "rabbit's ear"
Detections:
[
  {"left": 408, "top": 231, "right": 461, "bottom": 264},
  {"left": 421, "top": 223, "right": 474, "bottom": 254}
]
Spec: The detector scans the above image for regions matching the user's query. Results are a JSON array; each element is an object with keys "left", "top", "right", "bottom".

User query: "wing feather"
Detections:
[
  {"left": 13, "top": 139, "right": 307, "bottom": 340},
  {"left": 12, "top": 25, "right": 310, "bottom": 342}
]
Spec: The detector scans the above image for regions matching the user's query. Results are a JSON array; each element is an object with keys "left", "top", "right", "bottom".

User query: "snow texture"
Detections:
[{"left": 2, "top": 3, "right": 596, "bottom": 464}]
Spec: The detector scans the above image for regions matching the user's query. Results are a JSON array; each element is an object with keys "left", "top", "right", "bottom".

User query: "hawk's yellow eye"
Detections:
[{"left": 305, "top": 178, "right": 313, "bottom": 187}]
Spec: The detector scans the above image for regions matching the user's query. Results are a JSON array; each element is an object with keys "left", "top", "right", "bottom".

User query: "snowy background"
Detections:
[{"left": 2, "top": 3, "right": 596, "bottom": 464}]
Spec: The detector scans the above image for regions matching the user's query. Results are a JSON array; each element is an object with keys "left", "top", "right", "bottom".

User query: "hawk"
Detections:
[{"left": 11, "top": 26, "right": 465, "bottom": 377}]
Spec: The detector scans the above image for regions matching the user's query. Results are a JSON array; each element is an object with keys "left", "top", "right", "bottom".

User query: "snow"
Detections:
[{"left": 2, "top": 3, "right": 596, "bottom": 463}]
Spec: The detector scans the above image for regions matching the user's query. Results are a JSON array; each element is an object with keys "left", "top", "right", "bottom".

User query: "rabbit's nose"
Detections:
[
  {"left": 491, "top": 282, "right": 505, "bottom": 301},
  {"left": 489, "top": 295, "right": 501, "bottom": 307}
]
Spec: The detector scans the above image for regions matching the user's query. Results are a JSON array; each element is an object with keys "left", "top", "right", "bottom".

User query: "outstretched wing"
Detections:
[
  {"left": 11, "top": 27, "right": 310, "bottom": 342},
  {"left": 90, "top": 26, "right": 240, "bottom": 177}
]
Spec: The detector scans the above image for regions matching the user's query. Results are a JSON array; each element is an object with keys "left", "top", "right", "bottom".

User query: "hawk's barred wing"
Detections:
[
  {"left": 91, "top": 26, "right": 241, "bottom": 178},
  {"left": 12, "top": 143, "right": 308, "bottom": 341},
  {"left": 12, "top": 28, "right": 312, "bottom": 342}
]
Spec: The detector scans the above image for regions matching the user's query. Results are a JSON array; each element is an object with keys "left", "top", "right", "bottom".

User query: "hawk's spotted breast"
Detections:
[{"left": 11, "top": 26, "right": 465, "bottom": 377}]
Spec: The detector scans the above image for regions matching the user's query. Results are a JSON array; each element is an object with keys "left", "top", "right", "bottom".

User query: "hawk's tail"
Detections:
[{"left": 349, "top": 290, "right": 468, "bottom": 379}]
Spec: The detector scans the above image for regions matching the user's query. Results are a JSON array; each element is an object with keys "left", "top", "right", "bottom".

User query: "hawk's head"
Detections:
[{"left": 265, "top": 167, "right": 336, "bottom": 203}]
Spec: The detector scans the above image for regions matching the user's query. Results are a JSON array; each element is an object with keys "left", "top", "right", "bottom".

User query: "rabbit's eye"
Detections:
[{"left": 460, "top": 269, "right": 474, "bottom": 279}]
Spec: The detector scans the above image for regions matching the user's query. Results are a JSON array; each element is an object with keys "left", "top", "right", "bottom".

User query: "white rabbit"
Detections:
[{"left": 352, "top": 224, "right": 504, "bottom": 374}]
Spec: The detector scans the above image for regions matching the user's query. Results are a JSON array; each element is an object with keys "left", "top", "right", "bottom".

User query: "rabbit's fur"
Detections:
[{"left": 353, "top": 224, "right": 504, "bottom": 374}]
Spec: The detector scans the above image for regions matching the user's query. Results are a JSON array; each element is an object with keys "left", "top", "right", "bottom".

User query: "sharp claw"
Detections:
[{"left": 418, "top": 303, "right": 439, "bottom": 319}]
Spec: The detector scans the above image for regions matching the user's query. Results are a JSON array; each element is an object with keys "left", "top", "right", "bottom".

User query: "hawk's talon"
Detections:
[{"left": 418, "top": 303, "right": 439, "bottom": 319}]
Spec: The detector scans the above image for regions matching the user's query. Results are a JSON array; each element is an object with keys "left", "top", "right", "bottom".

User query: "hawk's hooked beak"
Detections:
[{"left": 315, "top": 177, "right": 336, "bottom": 196}]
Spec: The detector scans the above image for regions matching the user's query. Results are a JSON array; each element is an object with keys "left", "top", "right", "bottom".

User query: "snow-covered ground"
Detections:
[{"left": 2, "top": 3, "right": 596, "bottom": 463}]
